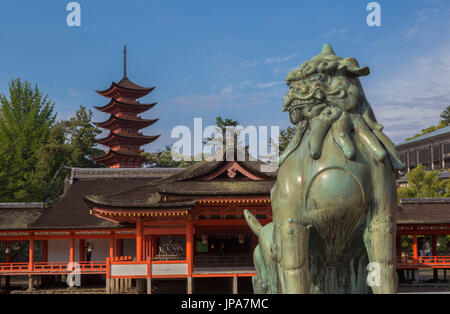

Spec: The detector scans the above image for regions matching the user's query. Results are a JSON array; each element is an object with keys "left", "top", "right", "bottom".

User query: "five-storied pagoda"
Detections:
[{"left": 93, "top": 45, "right": 160, "bottom": 168}]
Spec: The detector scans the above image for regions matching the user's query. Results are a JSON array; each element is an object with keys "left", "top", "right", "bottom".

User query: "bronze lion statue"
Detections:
[{"left": 245, "top": 44, "right": 403, "bottom": 294}]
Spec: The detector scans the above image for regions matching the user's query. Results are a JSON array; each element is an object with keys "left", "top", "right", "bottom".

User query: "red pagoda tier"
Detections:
[{"left": 92, "top": 46, "right": 160, "bottom": 168}]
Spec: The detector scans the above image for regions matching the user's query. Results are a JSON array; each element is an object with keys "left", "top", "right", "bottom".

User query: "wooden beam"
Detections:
[{"left": 193, "top": 219, "right": 272, "bottom": 226}]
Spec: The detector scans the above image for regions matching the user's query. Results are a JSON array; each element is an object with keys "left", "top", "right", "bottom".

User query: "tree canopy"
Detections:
[
  {"left": 0, "top": 78, "right": 102, "bottom": 202},
  {"left": 397, "top": 164, "right": 450, "bottom": 199}
]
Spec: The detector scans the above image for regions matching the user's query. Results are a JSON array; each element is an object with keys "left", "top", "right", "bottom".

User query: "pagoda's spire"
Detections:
[{"left": 123, "top": 44, "right": 127, "bottom": 78}]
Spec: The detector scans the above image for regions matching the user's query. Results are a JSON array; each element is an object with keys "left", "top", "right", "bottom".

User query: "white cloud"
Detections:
[
  {"left": 323, "top": 28, "right": 348, "bottom": 39},
  {"left": 220, "top": 85, "right": 233, "bottom": 95},
  {"left": 264, "top": 54, "right": 297, "bottom": 65},
  {"left": 239, "top": 80, "right": 251, "bottom": 89},
  {"left": 240, "top": 60, "right": 259, "bottom": 68},
  {"left": 257, "top": 81, "right": 284, "bottom": 88},
  {"left": 366, "top": 42, "right": 450, "bottom": 143}
]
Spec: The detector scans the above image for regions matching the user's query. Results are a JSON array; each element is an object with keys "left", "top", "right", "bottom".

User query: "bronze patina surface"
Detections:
[{"left": 245, "top": 44, "right": 403, "bottom": 294}]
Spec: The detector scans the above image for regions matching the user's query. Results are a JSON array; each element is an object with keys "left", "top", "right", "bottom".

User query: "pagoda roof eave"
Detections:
[
  {"left": 93, "top": 114, "right": 159, "bottom": 129},
  {"left": 91, "top": 149, "right": 146, "bottom": 162},
  {"left": 94, "top": 99, "right": 157, "bottom": 113},
  {"left": 96, "top": 78, "right": 155, "bottom": 97},
  {"left": 95, "top": 133, "right": 160, "bottom": 146}
]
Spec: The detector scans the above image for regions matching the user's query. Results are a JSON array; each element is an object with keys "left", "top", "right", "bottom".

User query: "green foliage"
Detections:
[
  {"left": 143, "top": 145, "right": 199, "bottom": 168},
  {"left": 440, "top": 105, "right": 450, "bottom": 125},
  {"left": 405, "top": 122, "right": 447, "bottom": 141},
  {"left": 215, "top": 116, "right": 240, "bottom": 133},
  {"left": 279, "top": 126, "right": 295, "bottom": 153},
  {"left": 397, "top": 164, "right": 450, "bottom": 198},
  {"left": 54, "top": 106, "right": 103, "bottom": 168},
  {"left": 0, "top": 78, "right": 103, "bottom": 202},
  {"left": 211, "top": 116, "right": 243, "bottom": 148},
  {"left": 405, "top": 105, "right": 449, "bottom": 141},
  {"left": 0, "top": 78, "right": 56, "bottom": 201}
]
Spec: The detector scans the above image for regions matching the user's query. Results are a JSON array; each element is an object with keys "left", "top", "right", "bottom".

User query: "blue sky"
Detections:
[{"left": 0, "top": 0, "right": 449, "bottom": 151}]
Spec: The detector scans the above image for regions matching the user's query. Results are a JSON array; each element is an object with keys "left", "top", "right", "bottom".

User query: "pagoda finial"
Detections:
[{"left": 123, "top": 44, "right": 127, "bottom": 78}]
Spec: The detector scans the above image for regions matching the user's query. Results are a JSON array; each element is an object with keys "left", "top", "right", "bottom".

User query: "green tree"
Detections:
[
  {"left": 0, "top": 78, "right": 56, "bottom": 201},
  {"left": 439, "top": 105, "right": 450, "bottom": 125},
  {"left": 56, "top": 106, "right": 103, "bottom": 168},
  {"left": 0, "top": 79, "right": 104, "bottom": 202},
  {"left": 279, "top": 126, "right": 295, "bottom": 153},
  {"left": 38, "top": 106, "right": 104, "bottom": 201},
  {"left": 143, "top": 145, "right": 198, "bottom": 168},
  {"left": 397, "top": 164, "right": 450, "bottom": 198}
]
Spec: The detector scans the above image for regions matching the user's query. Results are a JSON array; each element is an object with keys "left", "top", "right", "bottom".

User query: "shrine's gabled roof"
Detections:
[
  {"left": 29, "top": 168, "right": 181, "bottom": 230},
  {"left": 84, "top": 148, "right": 277, "bottom": 210}
]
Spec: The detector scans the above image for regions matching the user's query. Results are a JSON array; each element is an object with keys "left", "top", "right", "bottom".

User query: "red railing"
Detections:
[
  {"left": 0, "top": 261, "right": 106, "bottom": 274},
  {"left": 0, "top": 263, "right": 29, "bottom": 272},
  {"left": 397, "top": 256, "right": 450, "bottom": 268}
]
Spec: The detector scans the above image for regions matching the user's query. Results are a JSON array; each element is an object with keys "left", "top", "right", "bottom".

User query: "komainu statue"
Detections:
[{"left": 245, "top": 44, "right": 403, "bottom": 294}]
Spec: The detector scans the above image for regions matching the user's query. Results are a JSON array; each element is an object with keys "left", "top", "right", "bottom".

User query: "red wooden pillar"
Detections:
[
  {"left": 70, "top": 235, "right": 75, "bottom": 263},
  {"left": 42, "top": 240, "right": 48, "bottom": 263},
  {"left": 79, "top": 239, "right": 85, "bottom": 262},
  {"left": 116, "top": 239, "right": 123, "bottom": 257},
  {"left": 29, "top": 234, "right": 35, "bottom": 270},
  {"left": 186, "top": 221, "right": 194, "bottom": 276},
  {"left": 413, "top": 233, "right": 418, "bottom": 261},
  {"left": 136, "top": 221, "right": 143, "bottom": 262},
  {"left": 109, "top": 238, "right": 115, "bottom": 259}
]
